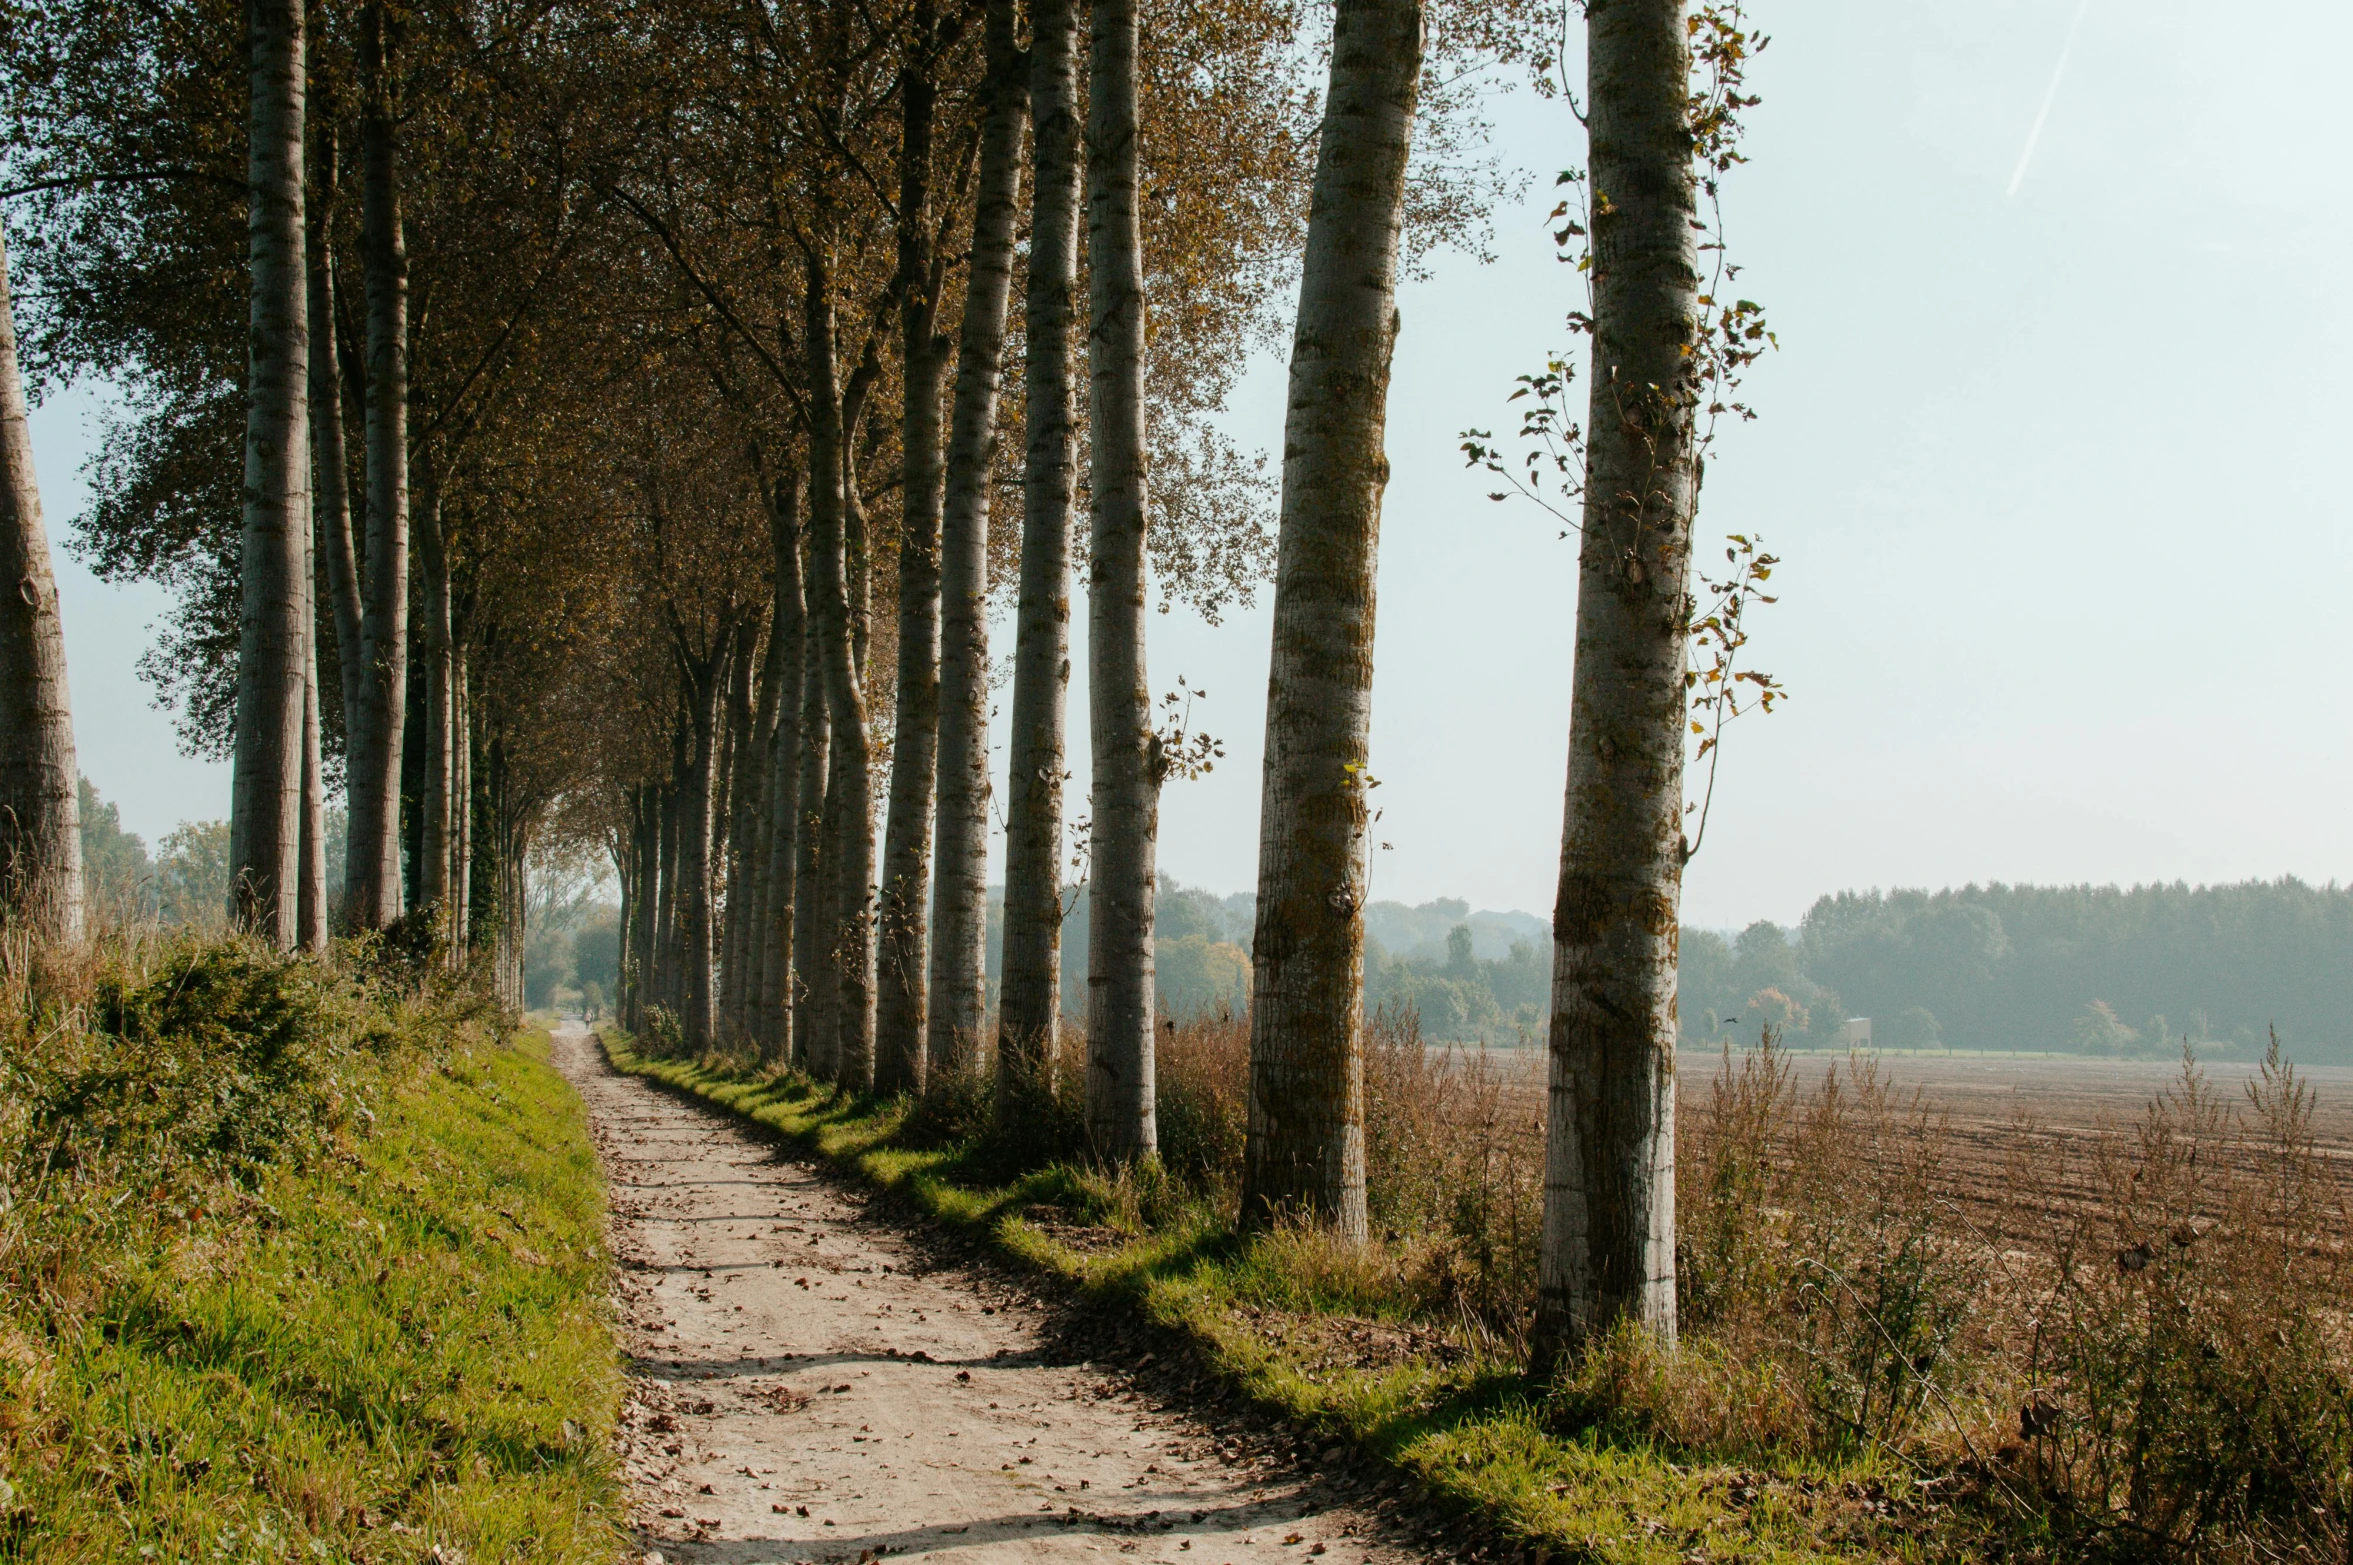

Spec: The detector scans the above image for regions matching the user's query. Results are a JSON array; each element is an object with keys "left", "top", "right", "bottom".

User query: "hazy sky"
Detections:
[{"left": 33, "top": 0, "right": 2352, "bottom": 928}]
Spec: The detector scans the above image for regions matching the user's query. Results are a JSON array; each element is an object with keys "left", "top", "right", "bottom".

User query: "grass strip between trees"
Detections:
[
  {"left": 3, "top": 1017, "right": 624, "bottom": 1561},
  {"left": 601, "top": 1034, "right": 1924, "bottom": 1565}
]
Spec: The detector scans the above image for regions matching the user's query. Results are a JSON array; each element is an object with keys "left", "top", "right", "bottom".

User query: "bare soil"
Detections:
[{"left": 550, "top": 1024, "right": 1438, "bottom": 1565}]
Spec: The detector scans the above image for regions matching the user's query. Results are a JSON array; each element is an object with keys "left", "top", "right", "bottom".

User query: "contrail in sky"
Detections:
[{"left": 2007, "top": 0, "right": 2097, "bottom": 198}]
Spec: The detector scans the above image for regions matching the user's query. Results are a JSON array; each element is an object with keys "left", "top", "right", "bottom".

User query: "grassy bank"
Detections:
[
  {"left": 0, "top": 936, "right": 623, "bottom": 1561},
  {"left": 603, "top": 1032, "right": 1942, "bottom": 1565}
]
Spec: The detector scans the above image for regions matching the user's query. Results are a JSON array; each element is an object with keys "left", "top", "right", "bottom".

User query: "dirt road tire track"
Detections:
[{"left": 551, "top": 1023, "right": 1449, "bottom": 1565}]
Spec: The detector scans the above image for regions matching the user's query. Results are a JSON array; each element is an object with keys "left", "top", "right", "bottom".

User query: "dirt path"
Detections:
[{"left": 550, "top": 1024, "right": 1432, "bottom": 1565}]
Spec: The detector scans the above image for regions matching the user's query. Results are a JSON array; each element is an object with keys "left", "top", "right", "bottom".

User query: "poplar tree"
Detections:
[
  {"left": 1083, "top": 0, "right": 1157, "bottom": 1160},
  {"left": 1532, "top": 0, "right": 1705, "bottom": 1367},
  {"left": 1239, "top": 0, "right": 1424, "bottom": 1236},
  {"left": 928, "top": 0, "right": 1027, "bottom": 1078},
  {"left": 996, "top": 0, "right": 1085, "bottom": 1115},
  {"left": 228, "top": 0, "right": 310, "bottom": 942},
  {"left": 875, "top": 0, "right": 955, "bottom": 1094},
  {"left": 346, "top": 0, "right": 409, "bottom": 930},
  {"left": 0, "top": 223, "right": 81, "bottom": 942}
]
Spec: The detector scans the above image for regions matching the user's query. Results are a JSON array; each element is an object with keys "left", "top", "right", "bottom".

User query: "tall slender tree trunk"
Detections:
[
  {"left": 399, "top": 645, "right": 425, "bottom": 912},
  {"left": 0, "top": 227, "right": 81, "bottom": 942},
  {"left": 736, "top": 611, "right": 781, "bottom": 1044},
  {"left": 806, "top": 257, "right": 877, "bottom": 1090},
  {"left": 625, "top": 786, "right": 658, "bottom": 1030},
  {"left": 451, "top": 649, "right": 471, "bottom": 945},
  {"left": 230, "top": 0, "right": 310, "bottom": 943},
  {"left": 308, "top": 124, "right": 363, "bottom": 773},
  {"left": 414, "top": 461, "right": 453, "bottom": 922},
  {"left": 297, "top": 493, "right": 327, "bottom": 950},
  {"left": 875, "top": 5, "right": 950, "bottom": 1096},
  {"left": 1532, "top": 0, "right": 1702, "bottom": 1370},
  {"left": 655, "top": 759, "right": 681, "bottom": 1018},
  {"left": 347, "top": 0, "right": 408, "bottom": 930},
  {"left": 790, "top": 607, "right": 831, "bottom": 1070},
  {"left": 759, "top": 476, "right": 808, "bottom": 1063},
  {"left": 996, "top": 0, "right": 1084, "bottom": 1114},
  {"left": 676, "top": 632, "right": 730, "bottom": 1052},
  {"left": 1083, "top": 0, "right": 1157, "bottom": 1160},
  {"left": 719, "top": 631, "right": 761, "bottom": 1040},
  {"left": 929, "top": 0, "right": 1027, "bottom": 1080},
  {"left": 1239, "top": 0, "right": 1422, "bottom": 1237}
]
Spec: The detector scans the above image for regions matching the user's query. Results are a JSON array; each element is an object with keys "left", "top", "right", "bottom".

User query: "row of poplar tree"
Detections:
[{"left": 0, "top": 0, "right": 1748, "bottom": 1368}]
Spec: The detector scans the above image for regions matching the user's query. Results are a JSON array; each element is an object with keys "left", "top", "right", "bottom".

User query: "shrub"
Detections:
[
  {"left": 1653, "top": 1034, "right": 1987, "bottom": 1458},
  {"left": 2014, "top": 1038, "right": 2352, "bottom": 1558},
  {"left": 0, "top": 927, "right": 498, "bottom": 1322}
]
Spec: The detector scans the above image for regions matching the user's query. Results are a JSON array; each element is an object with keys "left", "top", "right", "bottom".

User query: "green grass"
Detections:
[
  {"left": 2, "top": 1026, "right": 624, "bottom": 1562},
  {"left": 604, "top": 1038, "right": 1944, "bottom": 1564}
]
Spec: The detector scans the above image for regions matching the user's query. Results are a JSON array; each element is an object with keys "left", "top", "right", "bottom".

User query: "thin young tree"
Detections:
[
  {"left": 757, "top": 472, "right": 807, "bottom": 1061},
  {"left": 790, "top": 594, "right": 831, "bottom": 1066},
  {"left": 928, "top": 0, "right": 1026, "bottom": 1078},
  {"left": 346, "top": 0, "right": 409, "bottom": 930},
  {"left": 874, "top": 0, "right": 953, "bottom": 1094},
  {"left": 309, "top": 117, "right": 365, "bottom": 848},
  {"left": 805, "top": 250, "right": 877, "bottom": 1087},
  {"left": 0, "top": 222, "right": 81, "bottom": 941},
  {"left": 1083, "top": 0, "right": 1157, "bottom": 1160},
  {"left": 228, "top": 0, "right": 311, "bottom": 942},
  {"left": 1238, "top": 0, "right": 1423, "bottom": 1236},
  {"left": 996, "top": 0, "right": 1084, "bottom": 1114},
  {"left": 672, "top": 621, "right": 733, "bottom": 1051},
  {"left": 1531, "top": 0, "right": 1705, "bottom": 1369}
]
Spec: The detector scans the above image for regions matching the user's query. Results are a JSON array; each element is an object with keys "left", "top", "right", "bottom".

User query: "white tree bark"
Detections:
[
  {"left": 1240, "top": 0, "right": 1422, "bottom": 1237},
  {"left": 0, "top": 225, "right": 82, "bottom": 943},
  {"left": 928, "top": 0, "right": 1027, "bottom": 1081},
  {"left": 997, "top": 0, "right": 1084, "bottom": 1113},
  {"left": 347, "top": 1, "right": 409, "bottom": 930},
  {"left": 308, "top": 127, "right": 365, "bottom": 819},
  {"left": 806, "top": 253, "right": 876, "bottom": 1089},
  {"left": 876, "top": 2, "right": 951, "bottom": 1094},
  {"left": 1083, "top": 0, "right": 1158, "bottom": 1161},
  {"left": 229, "top": 0, "right": 311, "bottom": 944},
  {"left": 758, "top": 477, "right": 808, "bottom": 1063},
  {"left": 414, "top": 457, "right": 453, "bottom": 923},
  {"left": 790, "top": 592, "right": 831, "bottom": 1069},
  {"left": 1531, "top": 0, "right": 1703, "bottom": 1369}
]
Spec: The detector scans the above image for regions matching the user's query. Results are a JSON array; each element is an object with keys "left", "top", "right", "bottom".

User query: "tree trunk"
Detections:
[
  {"left": 718, "top": 627, "right": 761, "bottom": 1041},
  {"left": 1239, "top": 0, "right": 1422, "bottom": 1237},
  {"left": 625, "top": 785, "right": 657, "bottom": 1030},
  {"left": 996, "top": 0, "right": 1083, "bottom": 1114},
  {"left": 759, "top": 476, "right": 808, "bottom": 1063},
  {"left": 790, "top": 600, "right": 831, "bottom": 1070},
  {"left": 229, "top": 0, "right": 311, "bottom": 944},
  {"left": 346, "top": 0, "right": 409, "bottom": 931},
  {"left": 0, "top": 226, "right": 82, "bottom": 942},
  {"left": 1531, "top": 0, "right": 1701, "bottom": 1370},
  {"left": 1082, "top": 0, "right": 1158, "bottom": 1161},
  {"left": 875, "top": 5, "right": 951, "bottom": 1097},
  {"left": 452, "top": 648, "right": 471, "bottom": 947},
  {"left": 399, "top": 642, "right": 424, "bottom": 913},
  {"left": 307, "top": 126, "right": 364, "bottom": 758},
  {"left": 655, "top": 760, "right": 681, "bottom": 1019},
  {"left": 929, "top": 0, "right": 1026, "bottom": 1081},
  {"left": 676, "top": 631, "right": 731, "bottom": 1052},
  {"left": 297, "top": 486, "right": 327, "bottom": 950},
  {"left": 736, "top": 608, "right": 782, "bottom": 1045},
  {"left": 414, "top": 460, "right": 453, "bottom": 923},
  {"left": 805, "top": 257, "right": 876, "bottom": 1090}
]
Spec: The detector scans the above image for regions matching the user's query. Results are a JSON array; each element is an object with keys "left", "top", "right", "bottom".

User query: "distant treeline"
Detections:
[
  {"left": 1682, "top": 879, "right": 2353, "bottom": 1062},
  {"left": 521, "top": 867, "right": 2353, "bottom": 1060}
]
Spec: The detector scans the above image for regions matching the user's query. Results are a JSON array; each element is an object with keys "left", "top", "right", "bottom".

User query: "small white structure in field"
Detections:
[{"left": 1840, "top": 1017, "right": 1873, "bottom": 1049}]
